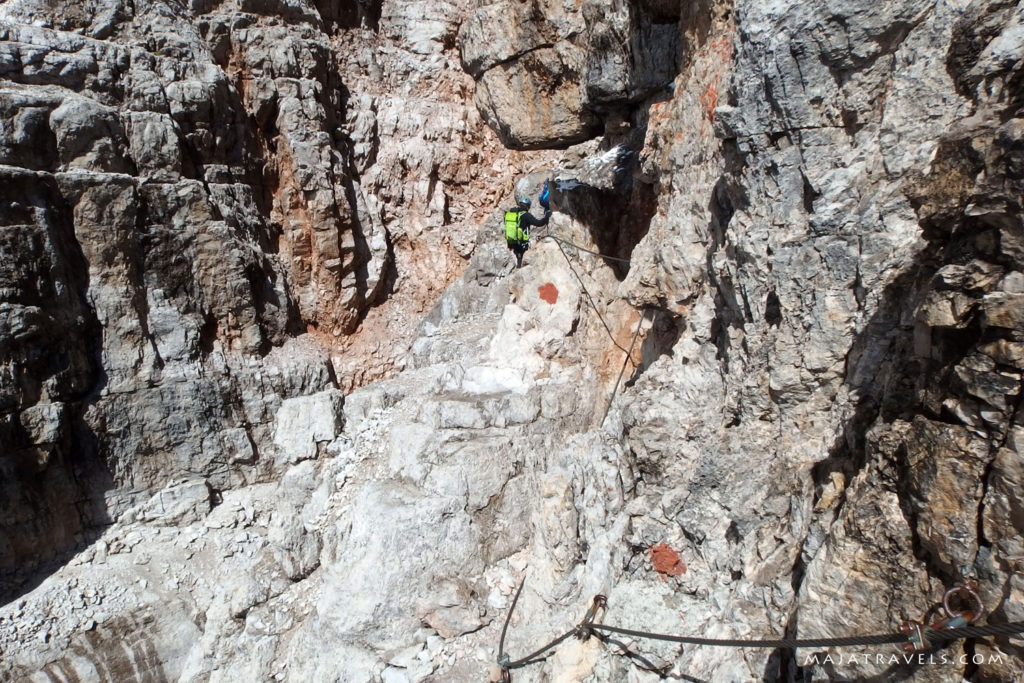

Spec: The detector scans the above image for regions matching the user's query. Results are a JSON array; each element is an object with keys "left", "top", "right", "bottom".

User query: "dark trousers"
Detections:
[{"left": 508, "top": 239, "right": 528, "bottom": 268}]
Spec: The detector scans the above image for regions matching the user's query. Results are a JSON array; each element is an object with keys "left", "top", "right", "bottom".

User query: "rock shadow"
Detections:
[
  {"left": 551, "top": 147, "right": 658, "bottom": 280},
  {"left": 314, "top": 0, "right": 382, "bottom": 32},
  {"left": 627, "top": 307, "right": 684, "bottom": 386},
  {"left": 0, "top": 174, "right": 115, "bottom": 604},
  {"left": 0, "top": 415, "right": 114, "bottom": 605},
  {"left": 785, "top": 111, "right": 1024, "bottom": 680}
]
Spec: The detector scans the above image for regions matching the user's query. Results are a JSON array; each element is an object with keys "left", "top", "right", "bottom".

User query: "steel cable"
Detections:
[
  {"left": 538, "top": 234, "right": 632, "bottom": 264},
  {"left": 497, "top": 576, "right": 583, "bottom": 671},
  {"left": 504, "top": 629, "right": 579, "bottom": 669},
  {"left": 548, "top": 237, "right": 630, "bottom": 355},
  {"left": 583, "top": 620, "right": 1024, "bottom": 651},
  {"left": 497, "top": 591, "right": 1024, "bottom": 677},
  {"left": 497, "top": 577, "right": 526, "bottom": 667},
  {"left": 924, "top": 621, "right": 1024, "bottom": 643},
  {"left": 590, "top": 623, "right": 911, "bottom": 648},
  {"left": 602, "top": 309, "right": 645, "bottom": 424}
]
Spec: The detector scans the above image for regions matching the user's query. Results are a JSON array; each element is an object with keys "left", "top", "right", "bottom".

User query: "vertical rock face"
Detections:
[
  {"left": 0, "top": 169, "right": 106, "bottom": 580},
  {"left": 459, "top": 0, "right": 682, "bottom": 149},
  {"left": 0, "top": 0, "right": 529, "bottom": 592},
  {"left": 0, "top": 0, "right": 347, "bottom": 585},
  {"left": 2, "top": 0, "right": 1023, "bottom": 682},
  {"left": 798, "top": 7, "right": 1024, "bottom": 675},
  {"left": 325, "top": 0, "right": 550, "bottom": 388}
]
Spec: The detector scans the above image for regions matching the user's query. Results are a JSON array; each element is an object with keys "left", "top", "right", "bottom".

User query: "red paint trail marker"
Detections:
[{"left": 538, "top": 282, "right": 558, "bottom": 304}]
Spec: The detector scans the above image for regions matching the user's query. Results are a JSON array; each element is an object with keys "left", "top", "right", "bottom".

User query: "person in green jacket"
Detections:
[{"left": 504, "top": 196, "right": 551, "bottom": 268}]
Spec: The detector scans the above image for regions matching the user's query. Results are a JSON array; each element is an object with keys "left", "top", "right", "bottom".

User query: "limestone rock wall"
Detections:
[
  {"left": 324, "top": 0, "right": 564, "bottom": 388},
  {"left": 0, "top": 0, "right": 536, "bottom": 594},
  {"left": 459, "top": 0, "right": 682, "bottom": 150},
  {"left": 0, "top": 0, "right": 349, "bottom": 587},
  {"left": 2, "top": 0, "right": 1024, "bottom": 682}
]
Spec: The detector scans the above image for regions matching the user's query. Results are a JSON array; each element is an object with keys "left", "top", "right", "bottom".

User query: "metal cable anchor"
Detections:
[
  {"left": 576, "top": 595, "right": 608, "bottom": 640},
  {"left": 899, "top": 581, "right": 985, "bottom": 652}
]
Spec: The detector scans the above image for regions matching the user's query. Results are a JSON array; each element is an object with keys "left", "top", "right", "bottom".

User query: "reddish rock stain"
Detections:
[
  {"left": 650, "top": 542, "right": 686, "bottom": 578},
  {"left": 538, "top": 282, "right": 558, "bottom": 304}
]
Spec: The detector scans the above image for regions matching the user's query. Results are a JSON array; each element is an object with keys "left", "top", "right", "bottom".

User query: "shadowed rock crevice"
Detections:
[
  {"left": 627, "top": 308, "right": 683, "bottom": 386},
  {"left": 946, "top": 0, "right": 1021, "bottom": 107},
  {"left": 705, "top": 143, "right": 752, "bottom": 370},
  {"left": 583, "top": 0, "right": 682, "bottom": 107},
  {"left": 551, "top": 164, "right": 657, "bottom": 280},
  {"left": 314, "top": 0, "right": 383, "bottom": 33}
]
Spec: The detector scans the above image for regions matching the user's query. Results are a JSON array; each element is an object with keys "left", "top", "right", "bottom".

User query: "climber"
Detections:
[{"left": 504, "top": 193, "right": 551, "bottom": 268}]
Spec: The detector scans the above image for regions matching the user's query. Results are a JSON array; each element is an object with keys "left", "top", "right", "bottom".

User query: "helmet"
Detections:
[{"left": 517, "top": 197, "right": 531, "bottom": 209}]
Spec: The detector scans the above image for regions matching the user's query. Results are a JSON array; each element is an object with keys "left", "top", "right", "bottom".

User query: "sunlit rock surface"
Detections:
[{"left": 2, "top": 0, "right": 1023, "bottom": 681}]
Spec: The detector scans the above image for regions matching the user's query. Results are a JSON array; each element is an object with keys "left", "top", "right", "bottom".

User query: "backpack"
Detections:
[{"left": 504, "top": 208, "right": 528, "bottom": 243}]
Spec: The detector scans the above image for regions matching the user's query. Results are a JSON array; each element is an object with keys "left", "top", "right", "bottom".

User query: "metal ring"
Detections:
[
  {"left": 923, "top": 602, "right": 944, "bottom": 626},
  {"left": 943, "top": 583, "right": 984, "bottom": 623}
]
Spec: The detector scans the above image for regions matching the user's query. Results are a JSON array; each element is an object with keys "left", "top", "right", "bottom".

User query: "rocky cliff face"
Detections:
[
  {"left": 2, "top": 0, "right": 1023, "bottom": 681},
  {"left": 0, "top": 0, "right": 525, "bottom": 584}
]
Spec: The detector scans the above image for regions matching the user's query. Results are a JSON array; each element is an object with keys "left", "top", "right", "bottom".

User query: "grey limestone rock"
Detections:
[{"left": 3, "top": 0, "right": 1024, "bottom": 682}]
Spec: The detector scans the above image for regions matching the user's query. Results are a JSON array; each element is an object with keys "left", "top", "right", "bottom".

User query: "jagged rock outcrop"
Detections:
[
  {"left": 793, "top": 7, "right": 1024, "bottom": 676},
  {"left": 459, "top": 0, "right": 681, "bottom": 150},
  {"left": 0, "top": 0, "right": 535, "bottom": 592},
  {"left": 2, "top": 0, "right": 1024, "bottom": 681}
]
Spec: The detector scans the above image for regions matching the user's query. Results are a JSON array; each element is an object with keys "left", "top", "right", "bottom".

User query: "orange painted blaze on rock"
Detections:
[
  {"left": 538, "top": 282, "right": 558, "bottom": 304},
  {"left": 650, "top": 542, "right": 686, "bottom": 577},
  {"left": 701, "top": 79, "right": 720, "bottom": 120}
]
